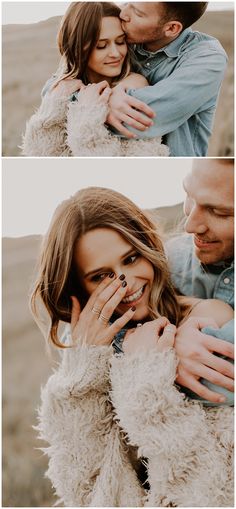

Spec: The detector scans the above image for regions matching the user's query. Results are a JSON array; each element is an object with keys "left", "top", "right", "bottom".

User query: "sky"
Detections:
[
  {"left": 2, "top": 1, "right": 234, "bottom": 25},
  {"left": 2, "top": 158, "right": 192, "bottom": 237}
]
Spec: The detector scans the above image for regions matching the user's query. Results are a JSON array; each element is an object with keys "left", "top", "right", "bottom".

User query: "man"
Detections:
[
  {"left": 167, "top": 159, "right": 234, "bottom": 403},
  {"left": 107, "top": 2, "right": 228, "bottom": 156}
]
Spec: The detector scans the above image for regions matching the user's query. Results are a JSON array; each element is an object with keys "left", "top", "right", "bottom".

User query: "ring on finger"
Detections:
[
  {"left": 136, "top": 323, "right": 142, "bottom": 328},
  {"left": 165, "top": 326, "right": 175, "bottom": 333},
  {"left": 92, "top": 307, "right": 101, "bottom": 316},
  {"left": 99, "top": 313, "right": 109, "bottom": 325}
]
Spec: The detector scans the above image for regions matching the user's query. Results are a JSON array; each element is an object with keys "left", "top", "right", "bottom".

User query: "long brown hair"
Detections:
[
  {"left": 56, "top": 2, "right": 130, "bottom": 84},
  {"left": 31, "top": 187, "right": 186, "bottom": 347}
]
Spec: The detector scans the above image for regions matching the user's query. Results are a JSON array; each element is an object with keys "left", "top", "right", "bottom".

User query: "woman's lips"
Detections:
[
  {"left": 105, "top": 60, "right": 122, "bottom": 66},
  {"left": 121, "top": 284, "right": 146, "bottom": 306}
]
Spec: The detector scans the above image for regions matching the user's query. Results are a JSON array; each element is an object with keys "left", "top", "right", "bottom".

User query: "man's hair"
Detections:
[{"left": 160, "top": 2, "right": 208, "bottom": 30}]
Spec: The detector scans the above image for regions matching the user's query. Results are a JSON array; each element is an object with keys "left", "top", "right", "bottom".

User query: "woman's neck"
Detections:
[{"left": 86, "top": 69, "right": 113, "bottom": 86}]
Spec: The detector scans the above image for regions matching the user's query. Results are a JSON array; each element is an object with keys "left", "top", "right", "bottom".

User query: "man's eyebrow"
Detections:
[
  {"left": 205, "top": 204, "right": 234, "bottom": 214},
  {"left": 130, "top": 3, "right": 146, "bottom": 15},
  {"left": 84, "top": 248, "right": 135, "bottom": 279}
]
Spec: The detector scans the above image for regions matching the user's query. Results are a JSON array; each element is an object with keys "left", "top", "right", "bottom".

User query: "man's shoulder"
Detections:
[{"left": 181, "top": 29, "right": 227, "bottom": 58}]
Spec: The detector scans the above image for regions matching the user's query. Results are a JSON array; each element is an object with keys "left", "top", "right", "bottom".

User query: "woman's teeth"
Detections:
[{"left": 122, "top": 285, "right": 145, "bottom": 304}]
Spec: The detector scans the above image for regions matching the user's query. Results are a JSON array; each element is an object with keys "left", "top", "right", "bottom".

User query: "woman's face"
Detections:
[
  {"left": 74, "top": 227, "right": 154, "bottom": 321},
  {"left": 87, "top": 16, "right": 128, "bottom": 83}
]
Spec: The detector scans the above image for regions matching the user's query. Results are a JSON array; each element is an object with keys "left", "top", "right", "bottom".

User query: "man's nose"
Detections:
[{"left": 185, "top": 207, "right": 207, "bottom": 234}]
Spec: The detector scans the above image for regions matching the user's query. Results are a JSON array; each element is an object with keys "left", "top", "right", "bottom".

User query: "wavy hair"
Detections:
[
  {"left": 31, "top": 187, "right": 187, "bottom": 347},
  {"left": 56, "top": 2, "right": 130, "bottom": 85}
]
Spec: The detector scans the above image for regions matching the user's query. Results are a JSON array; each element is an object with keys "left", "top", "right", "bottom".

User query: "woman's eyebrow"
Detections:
[
  {"left": 98, "top": 33, "right": 125, "bottom": 42},
  {"left": 84, "top": 248, "right": 135, "bottom": 279}
]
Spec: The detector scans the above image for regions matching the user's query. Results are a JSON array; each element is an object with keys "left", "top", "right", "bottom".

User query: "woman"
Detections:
[
  {"left": 22, "top": 2, "right": 168, "bottom": 157},
  {"left": 34, "top": 187, "right": 233, "bottom": 507}
]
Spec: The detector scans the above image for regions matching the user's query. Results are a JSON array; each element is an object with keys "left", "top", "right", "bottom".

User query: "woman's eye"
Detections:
[
  {"left": 91, "top": 272, "right": 108, "bottom": 282},
  {"left": 116, "top": 40, "right": 126, "bottom": 46},
  {"left": 96, "top": 44, "right": 106, "bottom": 50},
  {"left": 124, "top": 253, "right": 140, "bottom": 265}
]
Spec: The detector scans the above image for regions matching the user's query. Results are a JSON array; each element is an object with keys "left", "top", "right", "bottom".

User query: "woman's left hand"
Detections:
[
  {"left": 123, "top": 317, "right": 176, "bottom": 356},
  {"left": 77, "top": 81, "right": 112, "bottom": 107}
]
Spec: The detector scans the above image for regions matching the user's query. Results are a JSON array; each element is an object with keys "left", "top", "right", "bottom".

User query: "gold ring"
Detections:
[
  {"left": 99, "top": 313, "right": 109, "bottom": 324},
  {"left": 92, "top": 307, "right": 101, "bottom": 316},
  {"left": 136, "top": 323, "right": 142, "bottom": 328},
  {"left": 165, "top": 326, "right": 175, "bottom": 333}
]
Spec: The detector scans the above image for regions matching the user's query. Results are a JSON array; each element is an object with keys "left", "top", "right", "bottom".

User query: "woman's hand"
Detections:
[
  {"left": 70, "top": 274, "right": 136, "bottom": 347},
  {"left": 123, "top": 317, "right": 176, "bottom": 355},
  {"left": 50, "top": 78, "right": 85, "bottom": 98},
  {"left": 77, "top": 81, "right": 112, "bottom": 107}
]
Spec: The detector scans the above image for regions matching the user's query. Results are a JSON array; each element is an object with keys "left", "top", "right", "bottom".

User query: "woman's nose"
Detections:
[{"left": 109, "top": 44, "right": 121, "bottom": 57}]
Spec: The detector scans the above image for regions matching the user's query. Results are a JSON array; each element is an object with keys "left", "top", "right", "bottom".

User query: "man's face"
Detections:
[
  {"left": 183, "top": 160, "right": 234, "bottom": 265},
  {"left": 120, "top": 2, "right": 168, "bottom": 46}
]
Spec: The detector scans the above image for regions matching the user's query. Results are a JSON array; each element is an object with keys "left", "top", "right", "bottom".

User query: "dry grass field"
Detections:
[
  {"left": 2, "top": 10, "right": 234, "bottom": 156},
  {"left": 2, "top": 204, "right": 184, "bottom": 507}
]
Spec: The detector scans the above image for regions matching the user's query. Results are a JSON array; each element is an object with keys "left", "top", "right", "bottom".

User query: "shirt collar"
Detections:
[{"left": 134, "top": 27, "right": 192, "bottom": 58}]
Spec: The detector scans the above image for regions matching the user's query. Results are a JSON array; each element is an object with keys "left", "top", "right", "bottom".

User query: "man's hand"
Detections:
[
  {"left": 175, "top": 317, "right": 234, "bottom": 403},
  {"left": 107, "top": 85, "right": 155, "bottom": 138}
]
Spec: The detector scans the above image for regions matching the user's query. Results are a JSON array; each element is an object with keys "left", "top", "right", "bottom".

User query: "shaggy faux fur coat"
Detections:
[
  {"left": 22, "top": 92, "right": 169, "bottom": 157},
  {"left": 37, "top": 344, "right": 233, "bottom": 507}
]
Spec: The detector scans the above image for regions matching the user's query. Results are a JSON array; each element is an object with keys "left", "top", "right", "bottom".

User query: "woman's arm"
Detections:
[
  {"left": 110, "top": 323, "right": 233, "bottom": 506},
  {"left": 22, "top": 79, "right": 82, "bottom": 157}
]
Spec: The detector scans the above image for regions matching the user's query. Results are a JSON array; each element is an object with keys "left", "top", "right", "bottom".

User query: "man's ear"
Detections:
[{"left": 164, "top": 20, "right": 183, "bottom": 39}]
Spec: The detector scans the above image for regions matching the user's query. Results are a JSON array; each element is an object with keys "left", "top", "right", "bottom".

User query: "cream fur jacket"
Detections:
[
  {"left": 22, "top": 92, "right": 169, "bottom": 157},
  {"left": 37, "top": 344, "right": 233, "bottom": 507}
]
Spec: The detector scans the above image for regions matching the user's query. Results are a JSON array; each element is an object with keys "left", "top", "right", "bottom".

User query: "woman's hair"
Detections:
[
  {"left": 31, "top": 187, "right": 187, "bottom": 347},
  {"left": 56, "top": 2, "right": 130, "bottom": 85}
]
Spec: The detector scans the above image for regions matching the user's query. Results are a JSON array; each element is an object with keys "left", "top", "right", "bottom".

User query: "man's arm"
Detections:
[
  {"left": 175, "top": 317, "right": 234, "bottom": 404},
  {"left": 107, "top": 45, "right": 227, "bottom": 138}
]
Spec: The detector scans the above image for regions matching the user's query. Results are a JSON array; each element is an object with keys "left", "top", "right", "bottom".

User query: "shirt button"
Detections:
[
  {"left": 146, "top": 62, "right": 150, "bottom": 66},
  {"left": 223, "top": 277, "right": 230, "bottom": 284}
]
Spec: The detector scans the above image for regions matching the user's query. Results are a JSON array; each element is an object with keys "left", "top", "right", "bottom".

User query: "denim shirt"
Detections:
[
  {"left": 166, "top": 234, "right": 234, "bottom": 309},
  {"left": 125, "top": 28, "right": 227, "bottom": 156}
]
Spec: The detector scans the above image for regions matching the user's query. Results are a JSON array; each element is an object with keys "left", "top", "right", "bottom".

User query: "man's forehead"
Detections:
[{"left": 132, "top": 2, "right": 161, "bottom": 15}]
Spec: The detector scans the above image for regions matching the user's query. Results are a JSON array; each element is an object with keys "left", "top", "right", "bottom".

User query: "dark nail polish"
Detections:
[
  {"left": 122, "top": 281, "right": 127, "bottom": 287},
  {"left": 109, "top": 272, "right": 115, "bottom": 278},
  {"left": 131, "top": 306, "right": 136, "bottom": 311},
  {"left": 119, "top": 274, "right": 125, "bottom": 280}
]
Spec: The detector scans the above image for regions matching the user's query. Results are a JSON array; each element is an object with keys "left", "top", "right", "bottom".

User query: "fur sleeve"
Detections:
[
  {"left": 67, "top": 100, "right": 122, "bottom": 156},
  {"left": 36, "top": 344, "right": 144, "bottom": 507},
  {"left": 22, "top": 93, "right": 71, "bottom": 156},
  {"left": 110, "top": 348, "right": 233, "bottom": 507},
  {"left": 120, "top": 137, "right": 169, "bottom": 157}
]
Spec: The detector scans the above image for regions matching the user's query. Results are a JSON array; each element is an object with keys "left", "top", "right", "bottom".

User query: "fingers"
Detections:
[
  {"left": 128, "top": 96, "right": 155, "bottom": 118},
  {"left": 88, "top": 273, "right": 117, "bottom": 307},
  {"left": 70, "top": 296, "right": 81, "bottom": 331},
  {"left": 157, "top": 322, "right": 176, "bottom": 350},
  {"left": 184, "top": 316, "right": 219, "bottom": 330},
  {"left": 203, "top": 335, "right": 234, "bottom": 359},
  {"left": 120, "top": 113, "right": 152, "bottom": 131},
  {"left": 181, "top": 358, "right": 234, "bottom": 392},
  {"left": 100, "top": 283, "right": 130, "bottom": 322},
  {"left": 204, "top": 351, "right": 234, "bottom": 379},
  {"left": 107, "top": 115, "right": 137, "bottom": 138},
  {"left": 109, "top": 307, "right": 136, "bottom": 339},
  {"left": 177, "top": 371, "right": 227, "bottom": 403}
]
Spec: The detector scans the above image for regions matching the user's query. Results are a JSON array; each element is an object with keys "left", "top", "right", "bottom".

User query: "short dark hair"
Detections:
[{"left": 160, "top": 2, "right": 208, "bottom": 30}]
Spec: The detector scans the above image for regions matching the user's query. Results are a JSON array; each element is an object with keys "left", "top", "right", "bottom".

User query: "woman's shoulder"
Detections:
[{"left": 187, "top": 297, "right": 233, "bottom": 327}]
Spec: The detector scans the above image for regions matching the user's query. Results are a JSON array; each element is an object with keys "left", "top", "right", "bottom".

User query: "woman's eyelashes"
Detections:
[
  {"left": 96, "top": 38, "right": 126, "bottom": 50},
  {"left": 91, "top": 272, "right": 109, "bottom": 283},
  {"left": 123, "top": 252, "right": 140, "bottom": 265}
]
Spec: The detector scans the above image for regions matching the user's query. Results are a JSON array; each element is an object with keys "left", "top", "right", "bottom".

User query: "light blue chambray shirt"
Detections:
[
  {"left": 125, "top": 28, "right": 228, "bottom": 156},
  {"left": 166, "top": 234, "right": 234, "bottom": 309}
]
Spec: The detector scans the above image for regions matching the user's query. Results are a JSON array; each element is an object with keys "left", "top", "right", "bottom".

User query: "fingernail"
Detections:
[
  {"left": 218, "top": 396, "right": 226, "bottom": 403},
  {"left": 109, "top": 272, "right": 115, "bottom": 278},
  {"left": 119, "top": 274, "right": 125, "bottom": 280},
  {"left": 131, "top": 306, "right": 136, "bottom": 311},
  {"left": 122, "top": 281, "right": 127, "bottom": 287}
]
